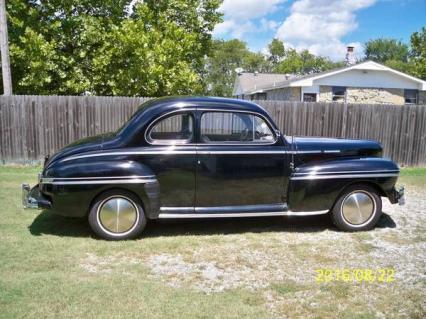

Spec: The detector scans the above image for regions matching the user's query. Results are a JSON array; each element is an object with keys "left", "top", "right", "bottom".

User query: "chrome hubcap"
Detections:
[
  {"left": 98, "top": 197, "right": 138, "bottom": 234},
  {"left": 342, "top": 191, "right": 375, "bottom": 225}
]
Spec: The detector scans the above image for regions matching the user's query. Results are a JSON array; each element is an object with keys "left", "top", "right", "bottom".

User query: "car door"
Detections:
[
  {"left": 142, "top": 111, "right": 196, "bottom": 212},
  {"left": 195, "top": 110, "right": 291, "bottom": 213}
]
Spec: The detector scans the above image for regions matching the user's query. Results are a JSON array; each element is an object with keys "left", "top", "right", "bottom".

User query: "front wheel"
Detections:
[
  {"left": 88, "top": 190, "right": 146, "bottom": 240},
  {"left": 331, "top": 184, "right": 382, "bottom": 231}
]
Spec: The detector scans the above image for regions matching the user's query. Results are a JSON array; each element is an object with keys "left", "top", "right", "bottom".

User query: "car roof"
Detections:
[
  {"left": 138, "top": 96, "right": 269, "bottom": 115},
  {"left": 117, "top": 96, "right": 278, "bottom": 142}
]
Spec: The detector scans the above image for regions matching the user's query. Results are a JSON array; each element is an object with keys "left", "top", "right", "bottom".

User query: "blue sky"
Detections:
[{"left": 213, "top": 0, "right": 426, "bottom": 61}]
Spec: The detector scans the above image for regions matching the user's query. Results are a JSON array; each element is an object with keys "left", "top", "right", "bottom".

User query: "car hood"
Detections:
[
  {"left": 45, "top": 132, "right": 118, "bottom": 168},
  {"left": 293, "top": 136, "right": 383, "bottom": 157}
]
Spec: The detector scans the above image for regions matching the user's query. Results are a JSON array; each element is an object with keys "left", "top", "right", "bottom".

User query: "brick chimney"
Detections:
[{"left": 345, "top": 46, "right": 356, "bottom": 66}]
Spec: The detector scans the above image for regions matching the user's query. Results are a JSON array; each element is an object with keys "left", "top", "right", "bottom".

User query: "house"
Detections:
[{"left": 233, "top": 60, "right": 426, "bottom": 105}]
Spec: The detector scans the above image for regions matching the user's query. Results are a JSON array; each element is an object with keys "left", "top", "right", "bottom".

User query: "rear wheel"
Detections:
[
  {"left": 88, "top": 190, "right": 146, "bottom": 240},
  {"left": 331, "top": 184, "right": 382, "bottom": 231}
]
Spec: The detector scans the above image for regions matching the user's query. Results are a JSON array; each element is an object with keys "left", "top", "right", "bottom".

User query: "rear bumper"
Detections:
[
  {"left": 389, "top": 186, "right": 405, "bottom": 206},
  {"left": 21, "top": 184, "right": 52, "bottom": 209}
]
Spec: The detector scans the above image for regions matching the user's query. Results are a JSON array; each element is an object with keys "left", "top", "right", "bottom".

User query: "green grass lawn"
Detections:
[{"left": 0, "top": 166, "right": 425, "bottom": 318}]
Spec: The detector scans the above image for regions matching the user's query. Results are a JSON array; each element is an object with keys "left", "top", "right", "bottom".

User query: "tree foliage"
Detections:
[
  {"left": 363, "top": 30, "right": 426, "bottom": 80},
  {"left": 5, "top": 0, "right": 222, "bottom": 95},
  {"left": 275, "top": 48, "right": 343, "bottom": 74},
  {"left": 268, "top": 38, "right": 285, "bottom": 66},
  {"left": 204, "top": 39, "right": 250, "bottom": 97},
  {"left": 410, "top": 27, "right": 426, "bottom": 80},
  {"left": 5, "top": 1, "right": 423, "bottom": 97},
  {"left": 364, "top": 38, "right": 409, "bottom": 63},
  {"left": 204, "top": 38, "right": 343, "bottom": 97}
]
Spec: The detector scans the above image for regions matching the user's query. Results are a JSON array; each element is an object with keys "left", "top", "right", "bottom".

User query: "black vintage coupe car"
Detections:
[{"left": 23, "top": 97, "right": 405, "bottom": 240}]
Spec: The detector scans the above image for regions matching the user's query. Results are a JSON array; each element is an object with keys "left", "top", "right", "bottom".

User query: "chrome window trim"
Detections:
[
  {"left": 290, "top": 173, "right": 399, "bottom": 181},
  {"left": 145, "top": 111, "right": 195, "bottom": 146}
]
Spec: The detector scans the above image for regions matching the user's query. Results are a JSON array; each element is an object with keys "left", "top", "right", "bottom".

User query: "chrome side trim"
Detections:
[
  {"left": 40, "top": 175, "right": 155, "bottom": 183},
  {"left": 295, "top": 150, "right": 324, "bottom": 154},
  {"left": 43, "top": 178, "right": 157, "bottom": 185},
  {"left": 290, "top": 173, "right": 399, "bottom": 180},
  {"left": 62, "top": 150, "right": 197, "bottom": 162},
  {"left": 160, "top": 207, "right": 193, "bottom": 212},
  {"left": 61, "top": 149, "right": 339, "bottom": 161},
  {"left": 196, "top": 150, "right": 287, "bottom": 155},
  {"left": 158, "top": 210, "right": 329, "bottom": 218},
  {"left": 293, "top": 170, "right": 400, "bottom": 176}
]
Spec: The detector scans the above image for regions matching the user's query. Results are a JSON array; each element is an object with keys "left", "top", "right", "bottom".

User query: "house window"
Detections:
[
  {"left": 303, "top": 93, "right": 317, "bottom": 102},
  {"left": 404, "top": 89, "right": 418, "bottom": 104},
  {"left": 255, "top": 93, "right": 267, "bottom": 100},
  {"left": 332, "top": 86, "right": 346, "bottom": 102}
]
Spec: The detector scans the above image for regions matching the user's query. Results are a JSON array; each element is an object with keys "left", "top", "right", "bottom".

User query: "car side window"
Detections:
[
  {"left": 148, "top": 113, "right": 193, "bottom": 144},
  {"left": 200, "top": 112, "right": 275, "bottom": 144}
]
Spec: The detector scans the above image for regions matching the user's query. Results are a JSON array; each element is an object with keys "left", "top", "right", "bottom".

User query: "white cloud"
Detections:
[
  {"left": 219, "top": 0, "right": 284, "bottom": 19},
  {"left": 276, "top": 0, "right": 377, "bottom": 60},
  {"left": 260, "top": 18, "right": 280, "bottom": 32},
  {"left": 213, "top": 20, "right": 256, "bottom": 38},
  {"left": 213, "top": 0, "right": 286, "bottom": 38}
]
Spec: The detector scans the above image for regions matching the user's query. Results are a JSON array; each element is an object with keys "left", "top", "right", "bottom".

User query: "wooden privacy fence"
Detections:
[
  {"left": 0, "top": 95, "right": 425, "bottom": 166},
  {"left": 260, "top": 100, "right": 426, "bottom": 166}
]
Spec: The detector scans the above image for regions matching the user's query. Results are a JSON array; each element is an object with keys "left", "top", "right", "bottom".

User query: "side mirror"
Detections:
[{"left": 275, "top": 129, "right": 281, "bottom": 137}]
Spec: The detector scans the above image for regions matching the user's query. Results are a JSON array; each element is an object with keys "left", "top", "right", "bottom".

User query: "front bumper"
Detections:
[
  {"left": 396, "top": 186, "right": 405, "bottom": 206},
  {"left": 389, "top": 186, "right": 405, "bottom": 206},
  {"left": 22, "top": 184, "right": 52, "bottom": 209}
]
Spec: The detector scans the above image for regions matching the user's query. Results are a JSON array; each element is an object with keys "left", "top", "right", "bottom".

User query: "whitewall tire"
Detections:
[
  {"left": 331, "top": 184, "right": 382, "bottom": 231},
  {"left": 88, "top": 190, "right": 146, "bottom": 240}
]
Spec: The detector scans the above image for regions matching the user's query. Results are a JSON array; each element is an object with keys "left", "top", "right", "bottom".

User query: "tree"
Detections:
[
  {"left": 204, "top": 38, "right": 345, "bottom": 96},
  {"left": 362, "top": 32, "right": 426, "bottom": 80},
  {"left": 268, "top": 38, "right": 285, "bottom": 66},
  {"left": 0, "top": 0, "right": 13, "bottom": 95},
  {"left": 7, "top": 0, "right": 132, "bottom": 94},
  {"left": 364, "top": 38, "right": 409, "bottom": 63},
  {"left": 410, "top": 27, "right": 426, "bottom": 80},
  {"left": 243, "top": 52, "right": 270, "bottom": 73},
  {"left": 5, "top": 0, "right": 222, "bottom": 95},
  {"left": 204, "top": 39, "right": 251, "bottom": 97},
  {"left": 275, "top": 49, "right": 342, "bottom": 74}
]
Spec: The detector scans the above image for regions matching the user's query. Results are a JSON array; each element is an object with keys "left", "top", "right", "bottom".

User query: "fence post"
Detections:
[{"left": 341, "top": 101, "right": 348, "bottom": 138}]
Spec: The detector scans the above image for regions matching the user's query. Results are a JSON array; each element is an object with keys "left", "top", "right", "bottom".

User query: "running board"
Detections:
[{"left": 158, "top": 210, "right": 329, "bottom": 219}]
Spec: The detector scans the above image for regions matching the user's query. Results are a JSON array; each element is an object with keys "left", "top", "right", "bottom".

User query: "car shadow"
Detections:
[
  {"left": 29, "top": 210, "right": 93, "bottom": 238},
  {"left": 375, "top": 212, "right": 397, "bottom": 229},
  {"left": 28, "top": 210, "right": 397, "bottom": 239}
]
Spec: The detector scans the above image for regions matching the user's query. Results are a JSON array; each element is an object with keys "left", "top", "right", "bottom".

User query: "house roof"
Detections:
[
  {"left": 236, "top": 61, "right": 426, "bottom": 95},
  {"left": 233, "top": 72, "right": 297, "bottom": 95}
]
